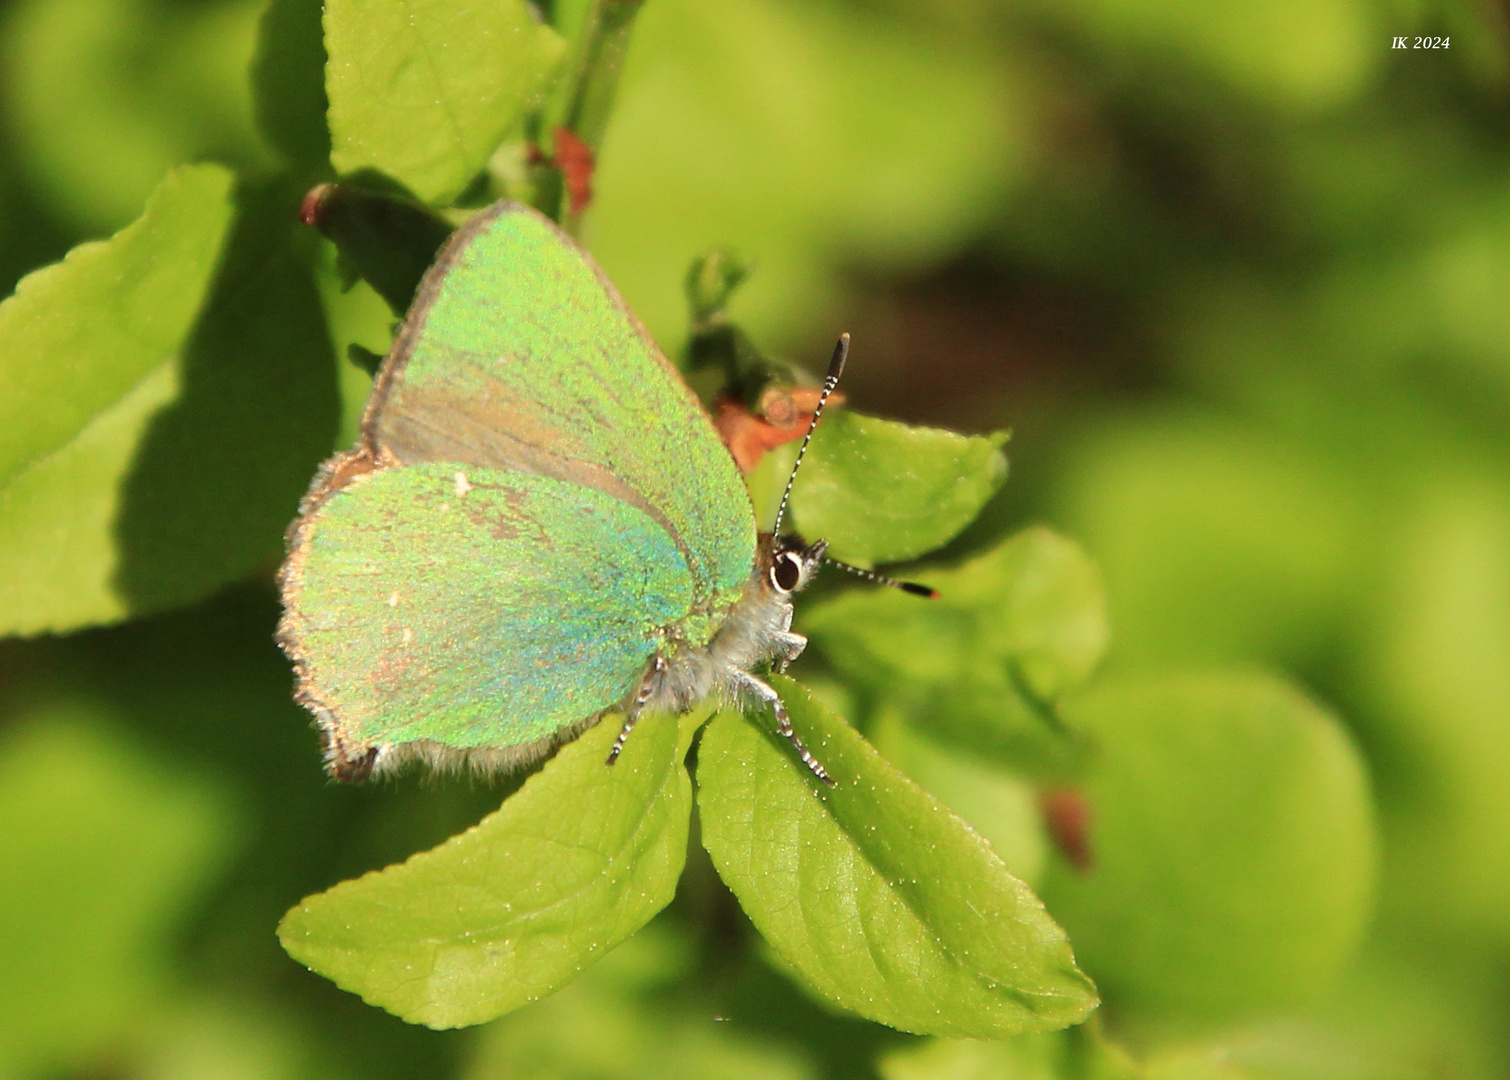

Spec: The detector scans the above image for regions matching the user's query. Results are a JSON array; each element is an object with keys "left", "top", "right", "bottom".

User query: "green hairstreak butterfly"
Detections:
[{"left": 278, "top": 201, "right": 882, "bottom": 786}]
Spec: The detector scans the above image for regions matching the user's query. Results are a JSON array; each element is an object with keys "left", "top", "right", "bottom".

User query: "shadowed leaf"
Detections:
[
  {"left": 251, "top": 0, "right": 331, "bottom": 173},
  {"left": 0, "top": 165, "right": 339, "bottom": 635}
]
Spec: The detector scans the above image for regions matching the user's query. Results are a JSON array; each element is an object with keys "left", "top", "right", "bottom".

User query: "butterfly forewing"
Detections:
[{"left": 365, "top": 204, "right": 755, "bottom": 604}]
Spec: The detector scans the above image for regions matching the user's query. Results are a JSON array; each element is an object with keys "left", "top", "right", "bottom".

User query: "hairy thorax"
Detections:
[{"left": 645, "top": 532, "right": 822, "bottom": 716}]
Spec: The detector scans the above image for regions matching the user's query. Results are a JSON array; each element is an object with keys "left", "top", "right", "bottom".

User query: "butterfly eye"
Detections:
[{"left": 771, "top": 552, "right": 803, "bottom": 593}]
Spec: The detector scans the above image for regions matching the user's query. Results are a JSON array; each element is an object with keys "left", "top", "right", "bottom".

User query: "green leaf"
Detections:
[
  {"left": 0, "top": 166, "right": 340, "bottom": 636},
  {"left": 0, "top": 166, "right": 231, "bottom": 636},
  {"left": 870, "top": 708, "right": 1046, "bottom": 886},
  {"left": 0, "top": 165, "right": 232, "bottom": 497},
  {"left": 0, "top": 707, "right": 235, "bottom": 1077},
  {"left": 804, "top": 527, "right": 1108, "bottom": 775},
  {"left": 278, "top": 710, "right": 694, "bottom": 1029},
  {"left": 696, "top": 678, "right": 1097, "bottom": 1038},
  {"left": 1040, "top": 672, "right": 1378, "bottom": 1027},
  {"left": 787, "top": 411, "right": 1007, "bottom": 566},
  {"left": 325, "top": 0, "right": 567, "bottom": 205}
]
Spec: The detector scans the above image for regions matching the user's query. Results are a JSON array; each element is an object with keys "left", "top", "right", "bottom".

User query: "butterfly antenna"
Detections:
[
  {"left": 771, "top": 333, "right": 848, "bottom": 536},
  {"left": 823, "top": 556, "right": 939, "bottom": 599}
]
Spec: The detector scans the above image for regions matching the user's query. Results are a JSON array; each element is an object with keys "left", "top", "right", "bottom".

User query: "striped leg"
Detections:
[
  {"left": 729, "top": 669, "right": 835, "bottom": 787},
  {"left": 607, "top": 654, "right": 667, "bottom": 765}
]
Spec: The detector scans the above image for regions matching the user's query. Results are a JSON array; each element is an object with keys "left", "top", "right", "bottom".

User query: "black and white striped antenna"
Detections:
[
  {"left": 770, "top": 333, "right": 938, "bottom": 600},
  {"left": 823, "top": 557, "right": 938, "bottom": 599},
  {"left": 770, "top": 333, "right": 847, "bottom": 539}
]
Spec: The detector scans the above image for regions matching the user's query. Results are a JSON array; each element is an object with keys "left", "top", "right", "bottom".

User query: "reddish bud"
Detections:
[
  {"left": 1040, "top": 787, "right": 1094, "bottom": 871},
  {"left": 713, "top": 388, "right": 843, "bottom": 473},
  {"left": 553, "top": 128, "right": 596, "bottom": 217},
  {"left": 299, "top": 184, "right": 335, "bottom": 227}
]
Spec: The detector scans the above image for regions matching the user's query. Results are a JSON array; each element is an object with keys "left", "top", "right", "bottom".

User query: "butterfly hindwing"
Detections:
[{"left": 282, "top": 462, "right": 693, "bottom": 752}]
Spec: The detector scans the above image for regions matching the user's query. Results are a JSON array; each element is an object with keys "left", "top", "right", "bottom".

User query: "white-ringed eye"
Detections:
[{"left": 771, "top": 551, "right": 803, "bottom": 593}]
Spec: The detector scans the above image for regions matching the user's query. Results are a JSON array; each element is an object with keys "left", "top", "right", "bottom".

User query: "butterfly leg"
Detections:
[
  {"left": 769, "top": 603, "right": 805, "bottom": 674},
  {"left": 607, "top": 654, "right": 668, "bottom": 766},
  {"left": 772, "top": 630, "right": 807, "bottom": 674},
  {"left": 728, "top": 669, "right": 835, "bottom": 787}
]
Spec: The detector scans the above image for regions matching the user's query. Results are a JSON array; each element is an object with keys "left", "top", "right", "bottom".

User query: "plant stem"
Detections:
[
  {"left": 560, "top": 0, "right": 645, "bottom": 152},
  {"left": 537, "top": 0, "right": 647, "bottom": 233}
]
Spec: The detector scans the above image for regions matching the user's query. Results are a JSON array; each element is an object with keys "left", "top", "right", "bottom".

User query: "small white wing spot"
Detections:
[
  {"left": 387, "top": 591, "right": 400, "bottom": 608},
  {"left": 454, "top": 471, "right": 472, "bottom": 497},
  {"left": 401, "top": 627, "right": 413, "bottom": 645}
]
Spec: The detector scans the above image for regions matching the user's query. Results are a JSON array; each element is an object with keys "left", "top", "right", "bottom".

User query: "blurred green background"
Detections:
[{"left": 3, "top": 0, "right": 1509, "bottom": 1076}]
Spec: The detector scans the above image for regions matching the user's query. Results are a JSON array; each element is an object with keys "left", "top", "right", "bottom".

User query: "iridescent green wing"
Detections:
[
  {"left": 364, "top": 203, "right": 755, "bottom": 611},
  {"left": 283, "top": 462, "right": 690, "bottom": 750}
]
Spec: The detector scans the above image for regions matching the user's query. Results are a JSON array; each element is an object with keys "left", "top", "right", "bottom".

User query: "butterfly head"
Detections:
[{"left": 766, "top": 534, "right": 828, "bottom": 597}]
